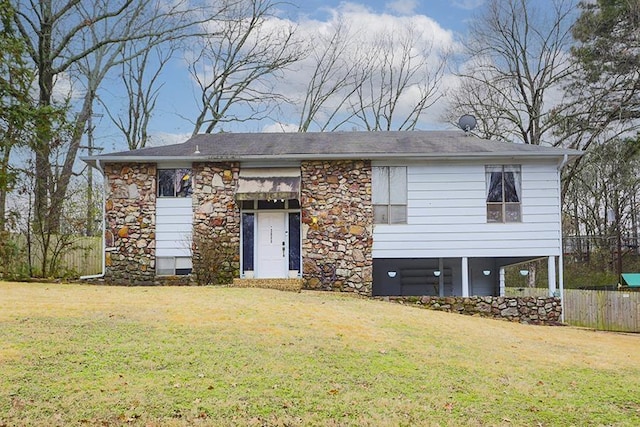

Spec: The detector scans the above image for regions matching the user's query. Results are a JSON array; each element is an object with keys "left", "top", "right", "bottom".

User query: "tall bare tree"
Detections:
[
  {"left": 564, "top": 137, "right": 640, "bottom": 277},
  {"left": 350, "top": 26, "right": 447, "bottom": 131},
  {"left": 11, "top": 0, "right": 216, "bottom": 236},
  {"left": 188, "top": 0, "right": 303, "bottom": 134},
  {"left": 295, "top": 19, "right": 366, "bottom": 132},
  {"left": 102, "top": 41, "right": 175, "bottom": 150},
  {"left": 446, "top": 0, "right": 576, "bottom": 145}
]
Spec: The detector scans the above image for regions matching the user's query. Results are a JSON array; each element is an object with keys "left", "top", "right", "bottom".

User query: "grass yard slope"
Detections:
[{"left": 1, "top": 281, "right": 639, "bottom": 426}]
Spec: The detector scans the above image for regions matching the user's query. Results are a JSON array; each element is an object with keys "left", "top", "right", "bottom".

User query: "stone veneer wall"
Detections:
[
  {"left": 385, "top": 296, "right": 563, "bottom": 325},
  {"left": 300, "top": 160, "right": 373, "bottom": 294},
  {"left": 104, "top": 163, "right": 156, "bottom": 285},
  {"left": 192, "top": 162, "right": 241, "bottom": 277}
]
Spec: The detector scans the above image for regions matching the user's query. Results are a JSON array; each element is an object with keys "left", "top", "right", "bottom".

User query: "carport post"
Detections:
[
  {"left": 548, "top": 256, "right": 556, "bottom": 297},
  {"left": 461, "top": 257, "right": 469, "bottom": 297},
  {"left": 438, "top": 258, "right": 444, "bottom": 297},
  {"left": 559, "top": 254, "right": 565, "bottom": 323},
  {"left": 499, "top": 267, "right": 506, "bottom": 296}
]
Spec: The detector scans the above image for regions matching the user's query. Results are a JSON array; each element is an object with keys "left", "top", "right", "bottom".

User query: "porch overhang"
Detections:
[{"left": 235, "top": 168, "right": 301, "bottom": 201}]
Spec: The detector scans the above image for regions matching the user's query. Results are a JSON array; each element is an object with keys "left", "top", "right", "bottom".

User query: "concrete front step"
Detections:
[{"left": 232, "top": 278, "right": 303, "bottom": 292}]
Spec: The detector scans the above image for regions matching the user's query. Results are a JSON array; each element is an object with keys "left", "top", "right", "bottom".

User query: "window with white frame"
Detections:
[
  {"left": 156, "top": 256, "right": 192, "bottom": 276},
  {"left": 158, "top": 168, "right": 192, "bottom": 197},
  {"left": 485, "top": 165, "right": 521, "bottom": 223},
  {"left": 372, "top": 166, "right": 407, "bottom": 224}
]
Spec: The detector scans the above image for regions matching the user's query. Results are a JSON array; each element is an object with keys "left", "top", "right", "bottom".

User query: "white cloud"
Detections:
[
  {"left": 179, "top": 1, "right": 460, "bottom": 132},
  {"left": 452, "top": 0, "right": 485, "bottom": 10},
  {"left": 385, "top": 0, "right": 418, "bottom": 15},
  {"left": 148, "top": 132, "right": 192, "bottom": 147},
  {"left": 277, "top": 3, "right": 458, "bottom": 130},
  {"left": 262, "top": 122, "right": 298, "bottom": 133},
  {"left": 52, "top": 71, "right": 84, "bottom": 103}
]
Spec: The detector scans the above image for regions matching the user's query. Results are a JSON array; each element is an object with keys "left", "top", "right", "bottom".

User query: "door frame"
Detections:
[
  {"left": 240, "top": 201, "right": 301, "bottom": 279},
  {"left": 256, "top": 211, "right": 288, "bottom": 278}
]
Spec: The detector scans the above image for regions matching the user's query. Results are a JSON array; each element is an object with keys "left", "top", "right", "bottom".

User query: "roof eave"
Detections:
[{"left": 82, "top": 150, "right": 581, "bottom": 167}]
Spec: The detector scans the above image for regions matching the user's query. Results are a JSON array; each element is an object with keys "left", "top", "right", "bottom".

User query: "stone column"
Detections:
[
  {"left": 191, "top": 162, "right": 241, "bottom": 280},
  {"left": 300, "top": 160, "right": 373, "bottom": 295},
  {"left": 103, "top": 163, "right": 156, "bottom": 285}
]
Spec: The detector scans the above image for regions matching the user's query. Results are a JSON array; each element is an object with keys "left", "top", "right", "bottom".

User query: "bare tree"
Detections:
[
  {"left": 188, "top": 0, "right": 304, "bottom": 134},
  {"left": 446, "top": 0, "right": 576, "bottom": 145},
  {"left": 295, "top": 19, "right": 366, "bottom": 132},
  {"left": 102, "top": 41, "right": 175, "bottom": 150},
  {"left": 11, "top": 0, "right": 216, "bottom": 236},
  {"left": 350, "top": 26, "right": 447, "bottom": 131},
  {"left": 564, "top": 137, "right": 640, "bottom": 277}
]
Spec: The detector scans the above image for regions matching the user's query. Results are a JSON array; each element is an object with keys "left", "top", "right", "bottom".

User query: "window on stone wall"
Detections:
[
  {"left": 372, "top": 166, "right": 407, "bottom": 224},
  {"left": 158, "top": 168, "right": 192, "bottom": 197},
  {"left": 157, "top": 256, "right": 192, "bottom": 275}
]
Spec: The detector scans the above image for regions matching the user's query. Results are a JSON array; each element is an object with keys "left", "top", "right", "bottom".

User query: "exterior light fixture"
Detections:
[
  {"left": 387, "top": 271, "right": 397, "bottom": 278},
  {"left": 483, "top": 270, "right": 491, "bottom": 276},
  {"left": 519, "top": 269, "right": 529, "bottom": 276},
  {"left": 433, "top": 270, "right": 441, "bottom": 277}
]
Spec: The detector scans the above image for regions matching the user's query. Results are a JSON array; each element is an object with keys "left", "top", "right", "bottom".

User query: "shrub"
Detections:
[
  {"left": 0, "top": 231, "right": 29, "bottom": 280},
  {"left": 191, "top": 231, "right": 238, "bottom": 286}
]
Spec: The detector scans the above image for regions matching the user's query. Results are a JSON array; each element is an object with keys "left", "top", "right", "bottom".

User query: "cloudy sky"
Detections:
[{"left": 95, "top": 0, "right": 487, "bottom": 151}]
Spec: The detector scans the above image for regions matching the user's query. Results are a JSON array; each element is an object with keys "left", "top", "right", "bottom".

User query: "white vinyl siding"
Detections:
[
  {"left": 156, "top": 197, "right": 193, "bottom": 257},
  {"left": 372, "top": 161, "right": 561, "bottom": 259}
]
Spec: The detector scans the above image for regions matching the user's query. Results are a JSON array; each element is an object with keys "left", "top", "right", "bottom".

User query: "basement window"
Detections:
[{"left": 157, "top": 256, "right": 192, "bottom": 276}]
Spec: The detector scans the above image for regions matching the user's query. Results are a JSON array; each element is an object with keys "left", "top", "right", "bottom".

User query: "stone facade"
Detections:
[
  {"left": 385, "top": 296, "right": 563, "bottom": 325},
  {"left": 104, "top": 163, "right": 156, "bottom": 285},
  {"left": 300, "top": 160, "right": 373, "bottom": 294},
  {"left": 192, "top": 162, "right": 241, "bottom": 278}
]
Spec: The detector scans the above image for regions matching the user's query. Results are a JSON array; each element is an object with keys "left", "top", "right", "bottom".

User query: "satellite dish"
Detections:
[{"left": 458, "top": 114, "right": 477, "bottom": 132}]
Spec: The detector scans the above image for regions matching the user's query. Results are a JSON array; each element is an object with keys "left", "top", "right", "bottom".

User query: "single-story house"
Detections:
[{"left": 83, "top": 131, "right": 581, "bottom": 297}]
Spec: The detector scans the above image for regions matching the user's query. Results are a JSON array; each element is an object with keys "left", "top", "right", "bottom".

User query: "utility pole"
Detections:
[{"left": 81, "top": 112, "right": 103, "bottom": 236}]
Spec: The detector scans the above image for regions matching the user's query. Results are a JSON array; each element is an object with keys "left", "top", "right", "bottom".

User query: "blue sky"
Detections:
[
  {"left": 93, "top": 0, "right": 487, "bottom": 152},
  {"left": 294, "top": 0, "right": 482, "bottom": 31}
]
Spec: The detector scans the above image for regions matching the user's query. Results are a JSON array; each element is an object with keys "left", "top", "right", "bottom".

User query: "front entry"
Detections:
[{"left": 256, "top": 212, "right": 287, "bottom": 278}]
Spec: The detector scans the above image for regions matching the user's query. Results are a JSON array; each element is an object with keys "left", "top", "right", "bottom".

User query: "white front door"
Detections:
[{"left": 256, "top": 212, "right": 287, "bottom": 278}]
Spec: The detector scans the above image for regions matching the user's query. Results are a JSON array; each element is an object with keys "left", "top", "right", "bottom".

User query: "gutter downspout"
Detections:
[
  {"left": 80, "top": 159, "right": 106, "bottom": 280},
  {"left": 557, "top": 154, "right": 568, "bottom": 322}
]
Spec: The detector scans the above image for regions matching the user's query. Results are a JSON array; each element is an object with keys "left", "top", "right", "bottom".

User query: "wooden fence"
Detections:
[
  {"left": 506, "top": 287, "right": 640, "bottom": 332},
  {"left": 58, "top": 236, "right": 102, "bottom": 277},
  {"left": 10, "top": 235, "right": 102, "bottom": 278}
]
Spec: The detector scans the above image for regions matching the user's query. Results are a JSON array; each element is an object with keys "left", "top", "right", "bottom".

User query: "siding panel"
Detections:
[
  {"left": 373, "top": 162, "right": 562, "bottom": 258},
  {"left": 156, "top": 198, "right": 193, "bottom": 258}
]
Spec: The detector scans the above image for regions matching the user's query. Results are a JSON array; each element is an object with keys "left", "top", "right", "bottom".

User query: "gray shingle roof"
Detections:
[{"left": 83, "top": 131, "right": 582, "bottom": 165}]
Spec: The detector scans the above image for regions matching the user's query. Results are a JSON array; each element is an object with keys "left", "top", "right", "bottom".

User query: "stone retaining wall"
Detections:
[
  {"left": 385, "top": 296, "right": 563, "bottom": 325},
  {"left": 300, "top": 160, "right": 373, "bottom": 294}
]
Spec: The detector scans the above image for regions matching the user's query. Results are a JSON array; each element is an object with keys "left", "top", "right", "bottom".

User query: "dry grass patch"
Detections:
[
  {"left": 231, "top": 278, "right": 303, "bottom": 292},
  {"left": 1, "top": 281, "right": 640, "bottom": 426}
]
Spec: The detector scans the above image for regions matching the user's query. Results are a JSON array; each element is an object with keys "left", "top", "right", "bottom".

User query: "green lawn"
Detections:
[{"left": 1, "top": 281, "right": 639, "bottom": 426}]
